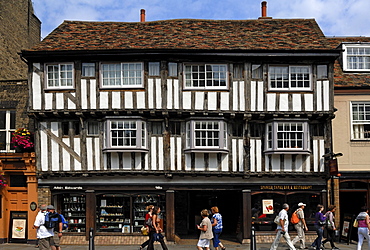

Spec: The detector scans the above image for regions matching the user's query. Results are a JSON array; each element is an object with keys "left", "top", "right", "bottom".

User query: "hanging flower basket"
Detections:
[
  {"left": 0, "top": 173, "right": 7, "bottom": 188},
  {"left": 11, "top": 128, "right": 34, "bottom": 152}
]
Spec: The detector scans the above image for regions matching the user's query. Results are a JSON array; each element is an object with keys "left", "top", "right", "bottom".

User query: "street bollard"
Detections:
[
  {"left": 250, "top": 226, "right": 257, "bottom": 250},
  {"left": 89, "top": 227, "right": 95, "bottom": 250}
]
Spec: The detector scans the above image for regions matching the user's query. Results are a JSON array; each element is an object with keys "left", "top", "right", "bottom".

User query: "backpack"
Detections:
[
  {"left": 59, "top": 214, "right": 68, "bottom": 230},
  {"left": 44, "top": 212, "right": 60, "bottom": 230},
  {"left": 290, "top": 210, "right": 300, "bottom": 224}
]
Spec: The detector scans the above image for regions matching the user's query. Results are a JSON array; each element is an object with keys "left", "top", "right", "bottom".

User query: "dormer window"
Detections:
[{"left": 343, "top": 44, "right": 370, "bottom": 72}]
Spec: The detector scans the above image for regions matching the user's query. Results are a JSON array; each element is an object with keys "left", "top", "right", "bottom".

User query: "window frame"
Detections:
[
  {"left": 351, "top": 102, "right": 370, "bottom": 140},
  {"left": 104, "top": 118, "right": 147, "bottom": 152},
  {"left": 185, "top": 119, "right": 228, "bottom": 153},
  {"left": 268, "top": 65, "right": 312, "bottom": 91},
  {"left": 342, "top": 44, "right": 370, "bottom": 72},
  {"left": 0, "top": 110, "right": 16, "bottom": 152},
  {"left": 100, "top": 62, "right": 144, "bottom": 89},
  {"left": 183, "top": 63, "right": 229, "bottom": 90},
  {"left": 264, "top": 120, "right": 310, "bottom": 154},
  {"left": 45, "top": 63, "right": 74, "bottom": 89}
]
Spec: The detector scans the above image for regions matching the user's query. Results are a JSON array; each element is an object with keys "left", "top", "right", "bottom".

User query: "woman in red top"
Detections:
[{"left": 139, "top": 205, "right": 154, "bottom": 250}]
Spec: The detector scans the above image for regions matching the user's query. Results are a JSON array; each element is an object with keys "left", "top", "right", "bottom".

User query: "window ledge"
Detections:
[
  {"left": 264, "top": 150, "right": 311, "bottom": 155},
  {"left": 103, "top": 148, "right": 149, "bottom": 153},
  {"left": 184, "top": 148, "right": 229, "bottom": 154}
]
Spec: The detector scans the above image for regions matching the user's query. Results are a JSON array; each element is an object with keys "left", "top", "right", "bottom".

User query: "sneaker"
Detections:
[
  {"left": 332, "top": 247, "right": 339, "bottom": 250},
  {"left": 321, "top": 243, "right": 326, "bottom": 249}
]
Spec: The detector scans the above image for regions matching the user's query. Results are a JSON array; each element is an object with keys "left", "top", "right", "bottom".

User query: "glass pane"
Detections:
[
  {"left": 149, "top": 62, "right": 160, "bottom": 76},
  {"left": 0, "top": 111, "right": 5, "bottom": 129},
  {"left": 82, "top": 63, "right": 95, "bottom": 77}
]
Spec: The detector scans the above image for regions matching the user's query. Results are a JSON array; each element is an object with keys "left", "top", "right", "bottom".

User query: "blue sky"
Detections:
[{"left": 32, "top": 0, "right": 370, "bottom": 39}]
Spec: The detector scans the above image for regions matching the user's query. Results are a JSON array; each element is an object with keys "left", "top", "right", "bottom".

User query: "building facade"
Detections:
[
  {"left": 0, "top": 0, "right": 41, "bottom": 244},
  {"left": 21, "top": 13, "right": 339, "bottom": 244},
  {"left": 330, "top": 37, "right": 370, "bottom": 231}
]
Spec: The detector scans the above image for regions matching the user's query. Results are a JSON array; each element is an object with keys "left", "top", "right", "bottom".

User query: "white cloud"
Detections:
[{"left": 32, "top": 0, "right": 370, "bottom": 39}]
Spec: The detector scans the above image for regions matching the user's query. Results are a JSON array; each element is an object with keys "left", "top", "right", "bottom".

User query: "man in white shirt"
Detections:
[
  {"left": 270, "top": 203, "right": 296, "bottom": 250},
  {"left": 34, "top": 204, "right": 54, "bottom": 250}
]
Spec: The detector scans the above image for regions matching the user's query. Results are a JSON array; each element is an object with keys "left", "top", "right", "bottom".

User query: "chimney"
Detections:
[
  {"left": 140, "top": 9, "right": 145, "bottom": 22},
  {"left": 259, "top": 1, "right": 272, "bottom": 19}
]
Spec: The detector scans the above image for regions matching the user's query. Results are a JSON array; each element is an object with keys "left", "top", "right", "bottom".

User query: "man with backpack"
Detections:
[
  {"left": 46, "top": 205, "right": 63, "bottom": 250},
  {"left": 33, "top": 204, "right": 54, "bottom": 250},
  {"left": 291, "top": 202, "right": 308, "bottom": 249}
]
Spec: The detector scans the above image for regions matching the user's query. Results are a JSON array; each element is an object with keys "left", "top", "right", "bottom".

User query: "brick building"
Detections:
[{"left": 0, "top": 0, "right": 40, "bottom": 244}]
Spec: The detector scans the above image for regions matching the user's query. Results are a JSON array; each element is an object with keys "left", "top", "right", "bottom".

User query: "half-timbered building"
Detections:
[{"left": 21, "top": 8, "right": 340, "bottom": 244}]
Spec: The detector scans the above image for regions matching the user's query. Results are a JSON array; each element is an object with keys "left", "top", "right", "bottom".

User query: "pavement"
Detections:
[{"left": 0, "top": 241, "right": 366, "bottom": 250}]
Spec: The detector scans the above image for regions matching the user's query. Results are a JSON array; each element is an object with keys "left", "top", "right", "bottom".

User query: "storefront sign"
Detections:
[
  {"left": 262, "top": 199, "right": 274, "bottom": 214},
  {"left": 11, "top": 219, "right": 26, "bottom": 239},
  {"left": 341, "top": 213, "right": 355, "bottom": 244},
  {"left": 53, "top": 186, "right": 83, "bottom": 190},
  {"left": 260, "top": 185, "right": 313, "bottom": 190}
]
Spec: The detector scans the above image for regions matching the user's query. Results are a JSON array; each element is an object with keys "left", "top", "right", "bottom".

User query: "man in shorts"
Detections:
[
  {"left": 34, "top": 204, "right": 53, "bottom": 250},
  {"left": 47, "top": 205, "right": 63, "bottom": 250}
]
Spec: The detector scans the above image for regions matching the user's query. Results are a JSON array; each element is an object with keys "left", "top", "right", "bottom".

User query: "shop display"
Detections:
[
  {"left": 62, "top": 194, "right": 86, "bottom": 232},
  {"left": 133, "top": 194, "right": 165, "bottom": 233}
]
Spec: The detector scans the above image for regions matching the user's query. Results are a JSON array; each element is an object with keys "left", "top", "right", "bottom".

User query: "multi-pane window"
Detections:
[
  {"left": 265, "top": 121, "right": 309, "bottom": 153},
  {"left": 269, "top": 65, "right": 311, "bottom": 90},
  {"left": 0, "top": 111, "right": 15, "bottom": 152},
  {"left": 46, "top": 63, "right": 74, "bottom": 88},
  {"left": 184, "top": 64, "right": 227, "bottom": 89},
  {"left": 351, "top": 102, "right": 370, "bottom": 140},
  {"left": 105, "top": 120, "right": 146, "bottom": 149},
  {"left": 186, "top": 120, "right": 227, "bottom": 151},
  {"left": 101, "top": 63, "right": 143, "bottom": 88},
  {"left": 344, "top": 45, "right": 370, "bottom": 71}
]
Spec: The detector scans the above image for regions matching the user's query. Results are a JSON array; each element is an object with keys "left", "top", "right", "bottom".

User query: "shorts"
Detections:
[
  {"left": 50, "top": 233, "right": 60, "bottom": 247},
  {"left": 197, "top": 238, "right": 211, "bottom": 248}
]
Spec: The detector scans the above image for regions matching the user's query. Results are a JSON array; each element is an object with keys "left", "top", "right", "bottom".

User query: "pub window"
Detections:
[
  {"left": 151, "top": 122, "right": 163, "bottom": 135},
  {"left": 149, "top": 62, "right": 160, "bottom": 76},
  {"left": 82, "top": 63, "right": 95, "bottom": 77},
  {"left": 252, "top": 64, "right": 263, "bottom": 79},
  {"left": 87, "top": 122, "right": 99, "bottom": 136},
  {"left": 168, "top": 62, "right": 178, "bottom": 77},
  {"left": 9, "top": 175, "right": 27, "bottom": 187}
]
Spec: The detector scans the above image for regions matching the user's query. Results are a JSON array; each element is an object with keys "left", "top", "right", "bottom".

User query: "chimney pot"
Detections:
[
  {"left": 140, "top": 9, "right": 145, "bottom": 22},
  {"left": 261, "top": 1, "right": 267, "bottom": 17}
]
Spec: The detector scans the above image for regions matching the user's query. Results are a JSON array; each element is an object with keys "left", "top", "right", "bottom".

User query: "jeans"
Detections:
[
  {"left": 147, "top": 230, "right": 168, "bottom": 250},
  {"left": 312, "top": 225, "right": 324, "bottom": 250},
  {"left": 270, "top": 230, "right": 296, "bottom": 250},
  {"left": 357, "top": 227, "right": 370, "bottom": 250},
  {"left": 212, "top": 228, "right": 222, "bottom": 247}
]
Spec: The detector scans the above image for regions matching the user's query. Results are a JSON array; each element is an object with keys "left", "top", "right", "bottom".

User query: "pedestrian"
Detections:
[
  {"left": 47, "top": 205, "right": 63, "bottom": 250},
  {"left": 147, "top": 206, "right": 168, "bottom": 250},
  {"left": 270, "top": 203, "right": 296, "bottom": 250},
  {"left": 291, "top": 202, "right": 308, "bottom": 249},
  {"left": 355, "top": 206, "right": 370, "bottom": 250},
  {"left": 33, "top": 204, "right": 53, "bottom": 250},
  {"left": 311, "top": 204, "right": 326, "bottom": 250},
  {"left": 197, "top": 209, "right": 214, "bottom": 250},
  {"left": 210, "top": 206, "right": 226, "bottom": 250},
  {"left": 322, "top": 205, "right": 339, "bottom": 250},
  {"left": 139, "top": 205, "right": 154, "bottom": 250}
]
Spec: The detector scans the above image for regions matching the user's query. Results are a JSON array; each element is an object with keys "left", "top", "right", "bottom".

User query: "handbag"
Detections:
[
  {"left": 326, "top": 219, "right": 333, "bottom": 230},
  {"left": 353, "top": 219, "right": 358, "bottom": 228},
  {"left": 141, "top": 226, "right": 148, "bottom": 235},
  {"left": 152, "top": 232, "right": 164, "bottom": 241},
  {"left": 274, "top": 215, "right": 280, "bottom": 225}
]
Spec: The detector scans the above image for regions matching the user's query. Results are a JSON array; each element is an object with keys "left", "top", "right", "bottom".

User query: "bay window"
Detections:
[
  {"left": 185, "top": 120, "right": 227, "bottom": 153},
  {"left": 351, "top": 102, "right": 370, "bottom": 140},
  {"left": 265, "top": 120, "right": 310, "bottom": 154}
]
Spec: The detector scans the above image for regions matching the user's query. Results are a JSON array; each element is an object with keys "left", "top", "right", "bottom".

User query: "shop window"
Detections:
[
  {"left": 185, "top": 119, "right": 228, "bottom": 153},
  {"left": 265, "top": 120, "right": 310, "bottom": 154},
  {"left": 133, "top": 194, "right": 165, "bottom": 233},
  {"left": 0, "top": 110, "right": 15, "bottom": 152},
  {"left": 9, "top": 175, "right": 27, "bottom": 187},
  {"left": 104, "top": 119, "right": 147, "bottom": 151},
  {"left": 351, "top": 102, "right": 370, "bottom": 140},
  {"left": 97, "top": 194, "right": 130, "bottom": 232},
  {"left": 62, "top": 194, "right": 86, "bottom": 232}
]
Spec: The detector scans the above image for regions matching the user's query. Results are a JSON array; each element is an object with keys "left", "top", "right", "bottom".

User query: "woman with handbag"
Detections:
[
  {"left": 139, "top": 205, "right": 154, "bottom": 250},
  {"left": 322, "top": 205, "right": 339, "bottom": 250},
  {"left": 311, "top": 204, "right": 326, "bottom": 250},
  {"left": 355, "top": 206, "right": 370, "bottom": 250},
  {"left": 147, "top": 206, "right": 168, "bottom": 250}
]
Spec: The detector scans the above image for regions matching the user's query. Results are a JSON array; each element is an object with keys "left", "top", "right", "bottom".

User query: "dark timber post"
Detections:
[
  {"left": 166, "top": 190, "right": 175, "bottom": 242},
  {"left": 242, "top": 189, "right": 252, "bottom": 243}
]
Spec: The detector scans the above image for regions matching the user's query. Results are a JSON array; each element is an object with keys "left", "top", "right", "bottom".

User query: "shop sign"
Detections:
[
  {"left": 262, "top": 199, "right": 274, "bottom": 214},
  {"left": 53, "top": 186, "right": 83, "bottom": 190},
  {"left": 260, "top": 185, "right": 313, "bottom": 190}
]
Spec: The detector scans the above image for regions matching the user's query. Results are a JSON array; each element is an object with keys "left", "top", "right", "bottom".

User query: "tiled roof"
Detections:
[
  {"left": 27, "top": 19, "right": 332, "bottom": 52},
  {"left": 328, "top": 37, "right": 370, "bottom": 88}
]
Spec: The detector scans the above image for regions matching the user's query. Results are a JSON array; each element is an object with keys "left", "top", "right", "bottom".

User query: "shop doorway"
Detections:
[{"left": 175, "top": 190, "right": 241, "bottom": 239}]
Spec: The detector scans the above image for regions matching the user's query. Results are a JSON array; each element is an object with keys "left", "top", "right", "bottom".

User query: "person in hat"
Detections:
[
  {"left": 33, "top": 204, "right": 53, "bottom": 250},
  {"left": 292, "top": 202, "right": 308, "bottom": 249},
  {"left": 47, "top": 205, "right": 63, "bottom": 250}
]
